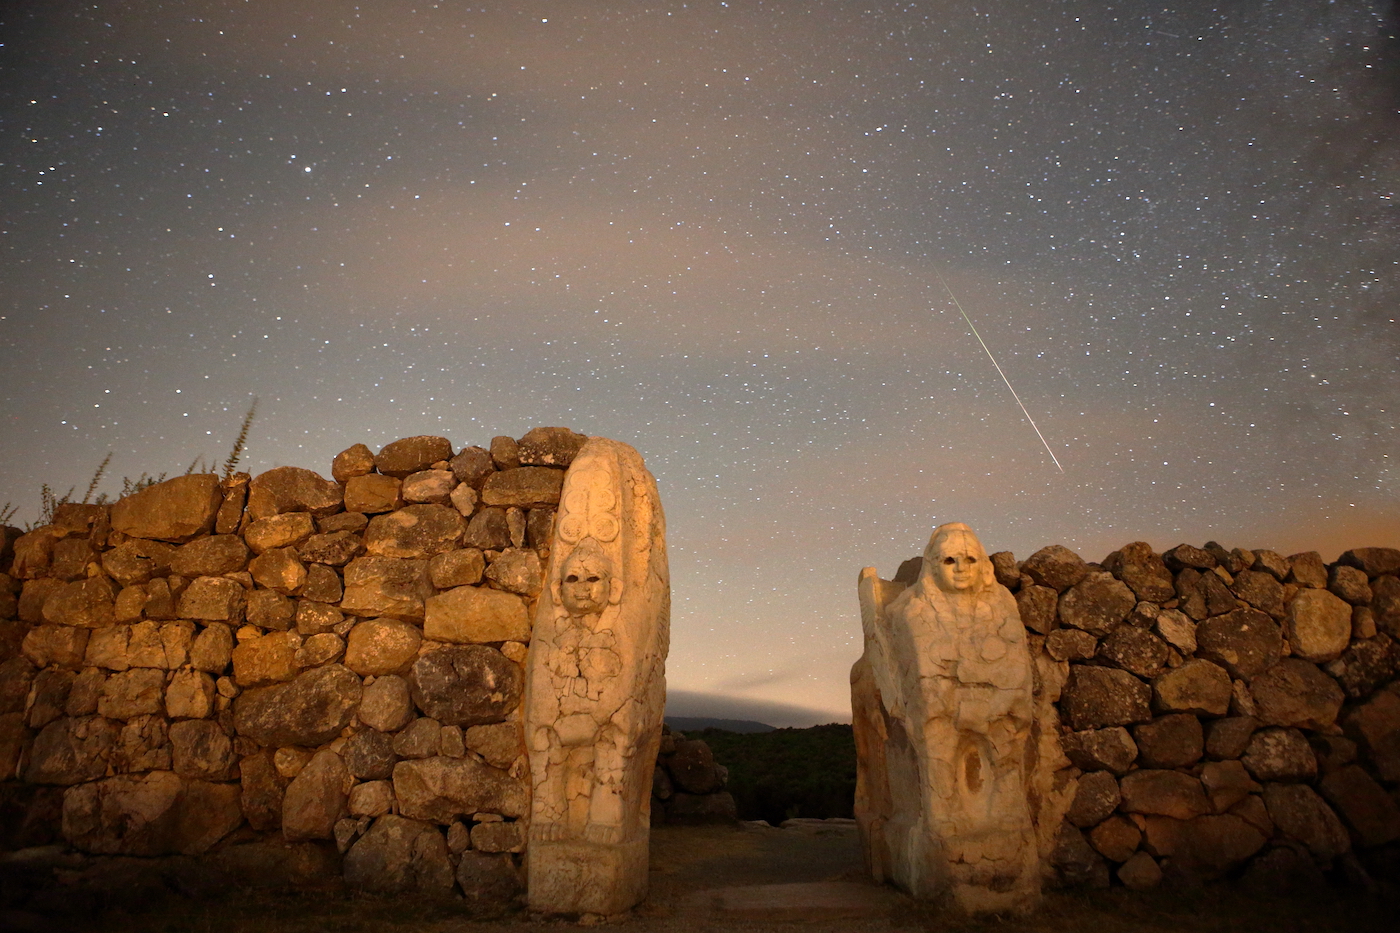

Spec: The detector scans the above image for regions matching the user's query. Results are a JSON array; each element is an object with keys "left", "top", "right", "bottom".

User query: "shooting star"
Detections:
[{"left": 936, "top": 272, "right": 1065, "bottom": 473}]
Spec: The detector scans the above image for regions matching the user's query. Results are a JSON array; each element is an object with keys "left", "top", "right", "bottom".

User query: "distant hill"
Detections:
[{"left": 664, "top": 716, "right": 775, "bottom": 734}]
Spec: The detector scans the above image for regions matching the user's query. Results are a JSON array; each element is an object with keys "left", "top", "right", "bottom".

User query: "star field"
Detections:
[{"left": 3, "top": 1, "right": 1397, "bottom": 723}]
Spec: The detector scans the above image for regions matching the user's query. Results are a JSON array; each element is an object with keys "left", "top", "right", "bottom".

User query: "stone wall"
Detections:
[
  {"left": 0, "top": 428, "right": 599, "bottom": 903},
  {"left": 888, "top": 540, "right": 1400, "bottom": 890}
]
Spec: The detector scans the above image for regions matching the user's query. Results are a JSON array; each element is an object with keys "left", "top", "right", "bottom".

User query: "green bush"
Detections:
[{"left": 687, "top": 723, "right": 856, "bottom": 824}]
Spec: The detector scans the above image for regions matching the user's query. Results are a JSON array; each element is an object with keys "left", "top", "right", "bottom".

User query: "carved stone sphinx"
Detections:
[
  {"left": 852, "top": 522, "right": 1043, "bottom": 913},
  {"left": 524, "top": 437, "right": 669, "bottom": 915}
]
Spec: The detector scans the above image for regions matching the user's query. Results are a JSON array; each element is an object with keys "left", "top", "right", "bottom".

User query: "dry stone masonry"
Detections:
[
  {"left": 855, "top": 533, "right": 1400, "bottom": 904},
  {"left": 0, "top": 428, "right": 671, "bottom": 915}
]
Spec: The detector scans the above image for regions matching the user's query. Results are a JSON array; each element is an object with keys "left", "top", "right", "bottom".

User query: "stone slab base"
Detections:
[
  {"left": 527, "top": 838, "right": 648, "bottom": 915},
  {"left": 681, "top": 881, "right": 907, "bottom": 921}
]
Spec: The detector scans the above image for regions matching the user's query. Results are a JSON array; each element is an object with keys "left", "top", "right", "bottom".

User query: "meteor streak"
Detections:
[{"left": 936, "top": 272, "right": 1064, "bottom": 473}]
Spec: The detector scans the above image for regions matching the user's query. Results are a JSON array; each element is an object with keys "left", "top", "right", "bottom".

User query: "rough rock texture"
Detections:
[
  {"left": 1285, "top": 589, "right": 1353, "bottom": 662},
  {"left": 282, "top": 748, "right": 351, "bottom": 841},
  {"left": 393, "top": 755, "right": 528, "bottom": 822},
  {"left": 1195, "top": 609, "right": 1283, "bottom": 679},
  {"left": 233, "top": 665, "right": 363, "bottom": 747},
  {"left": 1062, "top": 666, "right": 1151, "bottom": 730},
  {"left": 1241, "top": 727, "right": 1318, "bottom": 783},
  {"left": 1152, "top": 659, "right": 1232, "bottom": 716},
  {"left": 1249, "top": 658, "right": 1344, "bottom": 730},
  {"left": 1061, "top": 727, "right": 1138, "bottom": 775},
  {"left": 1060, "top": 572, "right": 1136, "bottom": 637},
  {"left": 344, "top": 814, "right": 456, "bottom": 892},
  {"left": 343, "top": 618, "right": 422, "bottom": 675},
  {"left": 423, "top": 586, "right": 530, "bottom": 644},
  {"left": 109, "top": 475, "right": 223, "bottom": 542},
  {"left": 410, "top": 646, "right": 522, "bottom": 726},
  {"left": 247, "top": 467, "right": 343, "bottom": 520},
  {"left": 62, "top": 771, "right": 243, "bottom": 855}
]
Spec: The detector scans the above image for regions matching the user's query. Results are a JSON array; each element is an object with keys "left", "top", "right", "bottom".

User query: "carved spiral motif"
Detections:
[{"left": 558, "top": 467, "right": 620, "bottom": 544}]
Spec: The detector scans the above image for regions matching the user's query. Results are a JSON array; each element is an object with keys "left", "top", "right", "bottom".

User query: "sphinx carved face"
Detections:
[
  {"left": 560, "top": 549, "right": 612, "bottom": 616},
  {"left": 925, "top": 523, "right": 990, "bottom": 594}
]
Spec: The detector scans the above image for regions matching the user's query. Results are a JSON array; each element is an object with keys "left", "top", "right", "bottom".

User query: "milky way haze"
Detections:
[{"left": 3, "top": 1, "right": 1397, "bottom": 723}]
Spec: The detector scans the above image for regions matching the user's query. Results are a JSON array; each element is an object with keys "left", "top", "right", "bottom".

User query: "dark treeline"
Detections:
[{"left": 683, "top": 723, "right": 857, "bottom": 825}]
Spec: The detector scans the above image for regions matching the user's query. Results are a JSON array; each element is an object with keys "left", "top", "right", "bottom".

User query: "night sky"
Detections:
[{"left": 3, "top": 1, "right": 1397, "bottom": 725}]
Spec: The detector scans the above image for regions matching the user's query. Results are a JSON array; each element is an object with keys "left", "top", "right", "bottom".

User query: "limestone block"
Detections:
[
  {"left": 481, "top": 467, "right": 565, "bottom": 508},
  {"left": 465, "top": 722, "right": 524, "bottom": 769},
  {"left": 109, "top": 474, "right": 222, "bottom": 542},
  {"left": 321, "top": 512, "right": 369, "bottom": 533},
  {"left": 1338, "top": 547, "right": 1400, "bottom": 577},
  {"left": 245, "top": 513, "right": 317, "bottom": 555},
  {"left": 1152, "top": 658, "right": 1231, "bottom": 716},
  {"left": 1088, "top": 814, "right": 1140, "bottom": 862},
  {"left": 295, "top": 600, "right": 343, "bottom": 635},
  {"left": 332, "top": 443, "right": 376, "bottom": 483},
  {"left": 1331, "top": 636, "right": 1398, "bottom": 699},
  {"left": 1343, "top": 689, "right": 1400, "bottom": 782},
  {"left": 1096, "top": 625, "right": 1169, "bottom": 678},
  {"left": 1200, "top": 759, "right": 1259, "bottom": 813},
  {"left": 51, "top": 537, "right": 98, "bottom": 581},
  {"left": 232, "top": 664, "right": 363, "bottom": 747},
  {"left": 1045, "top": 627, "right": 1095, "bottom": 660},
  {"left": 238, "top": 749, "right": 287, "bottom": 832},
  {"left": 85, "top": 625, "right": 131, "bottom": 670},
  {"left": 349, "top": 780, "right": 395, "bottom": 818},
  {"left": 1061, "top": 666, "right": 1151, "bottom": 730},
  {"left": 295, "top": 632, "right": 345, "bottom": 668},
  {"left": 423, "top": 586, "right": 530, "bottom": 644},
  {"left": 1174, "top": 814, "right": 1267, "bottom": 879},
  {"left": 450, "top": 446, "right": 495, "bottom": 488},
  {"left": 1101, "top": 543, "right": 1175, "bottom": 603},
  {"left": 465, "top": 508, "right": 512, "bottom": 549},
  {"left": 41, "top": 577, "right": 116, "bottom": 628},
  {"left": 1118, "top": 770, "right": 1210, "bottom": 820},
  {"left": 1241, "top": 726, "right": 1317, "bottom": 782},
  {"left": 1317, "top": 764, "right": 1400, "bottom": 847},
  {"left": 364, "top": 504, "right": 465, "bottom": 559},
  {"left": 245, "top": 589, "right": 294, "bottom": 630},
  {"left": 429, "top": 548, "right": 486, "bottom": 588},
  {"left": 401, "top": 469, "right": 456, "bottom": 505},
  {"left": 1059, "top": 572, "right": 1136, "bottom": 637},
  {"left": 1369, "top": 576, "right": 1400, "bottom": 636},
  {"left": 1066, "top": 771, "right": 1120, "bottom": 828},
  {"left": 250, "top": 547, "right": 307, "bottom": 595},
  {"left": 343, "top": 619, "right": 421, "bottom": 676},
  {"left": 125, "top": 620, "right": 168, "bottom": 668},
  {"left": 25, "top": 715, "right": 117, "bottom": 784},
  {"left": 62, "top": 771, "right": 243, "bottom": 855},
  {"left": 1325, "top": 564, "right": 1371, "bottom": 606},
  {"left": 1132, "top": 714, "right": 1203, "bottom": 769},
  {"left": 473, "top": 819, "right": 526, "bottom": 853},
  {"left": 393, "top": 755, "right": 528, "bottom": 822},
  {"left": 303, "top": 564, "right": 342, "bottom": 603},
  {"left": 0, "top": 656, "right": 35, "bottom": 714},
  {"left": 142, "top": 577, "right": 178, "bottom": 620},
  {"left": 1060, "top": 726, "right": 1138, "bottom": 775},
  {"left": 518, "top": 427, "right": 588, "bottom": 467},
  {"left": 102, "top": 539, "right": 175, "bottom": 586},
  {"left": 169, "top": 718, "right": 235, "bottom": 780},
  {"left": 526, "top": 508, "right": 556, "bottom": 548},
  {"left": 283, "top": 748, "right": 351, "bottom": 841},
  {"left": 1249, "top": 658, "right": 1343, "bottom": 730},
  {"left": 22, "top": 625, "right": 89, "bottom": 670},
  {"left": 1284, "top": 589, "right": 1352, "bottom": 662},
  {"left": 1195, "top": 609, "right": 1283, "bottom": 679},
  {"left": 26, "top": 668, "right": 73, "bottom": 730},
  {"left": 1165, "top": 544, "right": 1217, "bottom": 572},
  {"left": 216, "top": 475, "right": 249, "bottom": 534},
  {"left": 344, "top": 474, "right": 403, "bottom": 514},
  {"left": 178, "top": 576, "right": 246, "bottom": 622},
  {"left": 298, "top": 531, "right": 364, "bottom": 566},
  {"left": 98, "top": 668, "right": 166, "bottom": 720},
  {"left": 1262, "top": 783, "right": 1349, "bottom": 860},
  {"left": 343, "top": 728, "right": 398, "bottom": 780},
  {"left": 1014, "top": 584, "right": 1057, "bottom": 635},
  {"left": 232, "top": 631, "right": 299, "bottom": 687},
  {"left": 393, "top": 717, "right": 443, "bottom": 759},
  {"left": 170, "top": 535, "right": 250, "bottom": 576},
  {"left": 1117, "top": 851, "right": 1162, "bottom": 889},
  {"left": 341, "top": 556, "right": 433, "bottom": 621},
  {"left": 344, "top": 814, "right": 456, "bottom": 893},
  {"left": 1049, "top": 823, "right": 1109, "bottom": 888},
  {"left": 113, "top": 584, "right": 146, "bottom": 623},
  {"left": 375, "top": 436, "right": 454, "bottom": 478},
  {"left": 0, "top": 712, "right": 27, "bottom": 781},
  {"left": 410, "top": 645, "right": 522, "bottom": 726},
  {"left": 358, "top": 674, "right": 414, "bottom": 733},
  {"left": 1021, "top": 545, "right": 1090, "bottom": 592},
  {"left": 1249, "top": 549, "right": 1289, "bottom": 581},
  {"left": 1153, "top": 609, "right": 1197, "bottom": 655},
  {"left": 1286, "top": 551, "right": 1328, "bottom": 588},
  {"left": 484, "top": 548, "right": 543, "bottom": 597},
  {"left": 246, "top": 466, "right": 343, "bottom": 520},
  {"left": 190, "top": 623, "right": 234, "bottom": 673},
  {"left": 166, "top": 669, "right": 217, "bottom": 719}
]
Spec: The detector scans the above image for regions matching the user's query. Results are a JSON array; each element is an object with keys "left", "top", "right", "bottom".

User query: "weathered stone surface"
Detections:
[
  {"left": 423, "top": 586, "right": 530, "bottom": 645},
  {"left": 1087, "top": 814, "right": 1140, "bottom": 862},
  {"left": 1343, "top": 689, "right": 1400, "bottom": 782},
  {"left": 178, "top": 576, "right": 246, "bottom": 622},
  {"left": 294, "top": 601, "right": 343, "bottom": 635},
  {"left": 489, "top": 435, "right": 521, "bottom": 470},
  {"left": 1263, "top": 783, "right": 1349, "bottom": 860},
  {"left": 1200, "top": 759, "right": 1260, "bottom": 813},
  {"left": 1241, "top": 727, "right": 1317, "bottom": 782},
  {"left": 1061, "top": 727, "right": 1138, "bottom": 775},
  {"left": 447, "top": 446, "right": 495, "bottom": 488},
  {"left": 170, "top": 535, "right": 249, "bottom": 577},
  {"left": 295, "top": 632, "right": 345, "bottom": 668},
  {"left": 358, "top": 674, "right": 415, "bottom": 733},
  {"left": 282, "top": 748, "right": 350, "bottom": 841},
  {"left": 464, "top": 722, "right": 523, "bottom": 770},
  {"left": 669, "top": 738, "right": 724, "bottom": 794},
  {"left": 98, "top": 668, "right": 166, "bottom": 720},
  {"left": 1250, "top": 550, "right": 1289, "bottom": 581},
  {"left": 1195, "top": 609, "right": 1283, "bottom": 679},
  {"left": 1045, "top": 628, "right": 1096, "bottom": 661},
  {"left": 1199, "top": 571, "right": 1239, "bottom": 616},
  {"left": 401, "top": 469, "right": 456, "bottom": 505},
  {"left": 343, "top": 618, "right": 421, "bottom": 675},
  {"left": 245, "top": 589, "right": 294, "bottom": 630},
  {"left": 109, "top": 475, "right": 223, "bottom": 542},
  {"left": 245, "top": 513, "right": 317, "bottom": 555},
  {"left": 1049, "top": 823, "right": 1110, "bottom": 888},
  {"left": 1327, "top": 564, "right": 1372, "bottom": 606},
  {"left": 25, "top": 715, "right": 117, "bottom": 784},
  {"left": 101, "top": 539, "right": 175, "bottom": 586},
  {"left": 166, "top": 669, "right": 216, "bottom": 719},
  {"left": 1103, "top": 542, "right": 1175, "bottom": 602},
  {"left": 349, "top": 780, "right": 395, "bottom": 818},
  {"left": 429, "top": 549, "right": 486, "bottom": 589},
  {"left": 393, "top": 717, "right": 443, "bottom": 759},
  {"left": 344, "top": 474, "right": 403, "bottom": 514},
  {"left": 483, "top": 548, "right": 543, "bottom": 597},
  {"left": 343, "top": 728, "right": 398, "bottom": 780},
  {"left": 247, "top": 466, "right": 343, "bottom": 520},
  {"left": 1152, "top": 658, "right": 1231, "bottom": 716},
  {"left": 526, "top": 508, "right": 555, "bottom": 548},
  {"left": 1286, "top": 551, "right": 1328, "bottom": 588},
  {"left": 1339, "top": 547, "right": 1400, "bottom": 578},
  {"left": 1205, "top": 716, "right": 1257, "bottom": 760},
  {"left": 250, "top": 547, "right": 308, "bottom": 595},
  {"left": 1059, "top": 572, "right": 1135, "bottom": 637},
  {"left": 344, "top": 814, "right": 454, "bottom": 893},
  {"left": 168, "top": 718, "right": 235, "bottom": 779},
  {"left": 457, "top": 850, "right": 523, "bottom": 903},
  {"left": 62, "top": 771, "right": 243, "bottom": 855},
  {"left": 233, "top": 664, "right": 363, "bottom": 747},
  {"left": 332, "top": 443, "right": 376, "bottom": 483},
  {"left": 363, "top": 505, "right": 466, "bottom": 560},
  {"left": 1373, "top": 575, "right": 1400, "bottom": 637},
  {"left": 393, "top": 755, "right": 527, "bottom": 821},
  {"left": 22, "top": 624, "right": 89, "bottom": 669},
  {"left": 341, "top": 556, "right": 433, "bottom": 621},
  {"left": 1318, "top": 764, "right": 1400, "bottom": 847},
  {"left": 1097, "top": 625, "right": 1170, "bottom": 678},
  {"left": 41, "top": 577, "right": 116, "bottom": 628},
  {"left": 449, "top": 483, "right": 479, "bottom": 516},
  {"left": 1174, "top": 814, "right": 1267, "bottom": 879},
  {"left": 463, "top": 508, "right": 510, "bottom": 550},
  {"left": 1309, "top": 734, "right": 1357, "bottom": 776},
  {"left": 1117, "top": 851, "right": 1162, "bottom": 889},
  {"left": 375, "top": 436, "right": 454, "bottom": 479},
  {"left": 409, "top": 645, "right": 522, "bottom": 727},
  {"left": 1021, "top": 545, "right": 1089, "bottom": 592},
  {"left": 65, "top": 669, "right": 103, "bottom": 718},
  {"left": 298, "top": 531, "right": 364, "bottom": 567},
  {"left": 1283, "top": 589, "right": 1352, "bottom": 663},
  {"left": 1067, "top": 770, "right": 1120, "bottom": 828},
  {"left": 517, "top": 426, "right": 587, "bottom": 467},
  {"left": 1250, "top": 658, "right": 1343, "bottom": 730},
  {"left": 232, "top": 631, "right": 299, "bottom": 687},
  {"left": 190, "top": 623, "right": 234, "bottom": 673},
  {"left": 238, "top": 749, "right": 286, "bottom": 832},
  {"left": 320, "top": 512, "right": 369, "bottom": 534},
  {"left": 1062, "top": 666, "right": 1151, "bottom": 730},
  {"left": 480, "top": 467, "right": 565, "bottom": 508},
  {"left": 1119, "top": 770, "right": 1210, "bottom": 821},
  {"left": 1132, "top": 714, "right": 1203, "bottom": 769},
  {"left": 1014, "top": 585, "right": 1057, "bottom": 635},
  {"left": 1164, "top": 544, "right": 1217, "bottom": 573},
  {"left": 472, "top": 819, "right": 526, "bottom": 853},
  {"left": 1231, "top": 570, "right": 1285, "bottom": 615},
  {"left": 112, "top": 713, "right": 170, "bottom": 772},
  {"left": 0, "top": 656, "right": 35, "bottom": 714},
  {"left": 26, "top": 668, "right": 73, "bottom": 730}
]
